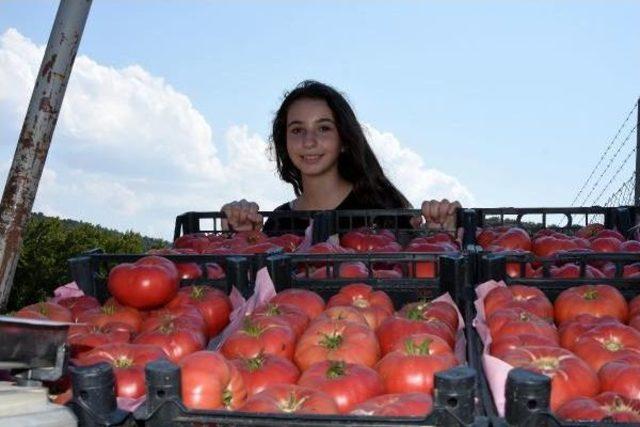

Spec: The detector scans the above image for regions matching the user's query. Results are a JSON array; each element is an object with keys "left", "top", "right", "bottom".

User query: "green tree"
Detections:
[{"left": 6, "top": 213, "right": 168, "bottom": 311}]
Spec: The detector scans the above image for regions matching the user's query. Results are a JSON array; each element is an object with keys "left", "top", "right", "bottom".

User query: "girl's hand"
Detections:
[
  {"left": 220, "top": 199, "right": 263, "bottom": 231},
  {"left": 413, "top": 199, "right": 461, "bottom": 232}
]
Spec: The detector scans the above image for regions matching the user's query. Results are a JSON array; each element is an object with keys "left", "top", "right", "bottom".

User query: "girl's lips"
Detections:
[{"left": 301, "top": 154, "right": 323, "bottom": 164}]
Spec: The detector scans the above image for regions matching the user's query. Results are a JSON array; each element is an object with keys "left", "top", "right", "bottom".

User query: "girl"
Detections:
[{"left": 222, "top": 80, "right": 460, "bottom": 233}]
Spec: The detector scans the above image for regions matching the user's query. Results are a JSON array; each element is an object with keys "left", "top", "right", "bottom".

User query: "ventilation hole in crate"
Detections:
[
  {"left": 80, "top": 390, "right": 89, "bottom": 400},
  {"left": 447, "top": 397, "right": 458, "bottom": 408},
  {"left": 527, "top": 399, "right": 538, "bottom": 410},
  {"left": 157, "top": 389, "right": 166, "bottom": 398}
]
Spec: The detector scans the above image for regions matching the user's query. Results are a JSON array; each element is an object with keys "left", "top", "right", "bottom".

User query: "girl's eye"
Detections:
[
  {"left": 290, "top": 127, "right": 302, "bottom": 135},
  {"left": 319, "top": 125, "right": 332, "bottom": 133}
]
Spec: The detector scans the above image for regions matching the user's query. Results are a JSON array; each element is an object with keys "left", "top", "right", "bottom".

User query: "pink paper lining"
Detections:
[
  {"left": 214, "top": 267, "right": 276, "bottom": 350},
  {"left": 296, "top": 221, "right": 314, "bottom": 253},
  {"left": 50, "top": 281, "right": 84, "bottom": 303},
  {"left": 432, "top": 292, "right": 467, "bottom": 365},
  {"left": 472, "top": 279, "right": 513, "bottom": 417}
]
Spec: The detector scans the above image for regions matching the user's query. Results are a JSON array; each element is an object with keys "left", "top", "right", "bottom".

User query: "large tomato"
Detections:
[
  {"left": 267, "top": 234, "right": 303, "bottom": 253},
  {"left": 375, "top": 334, "right": 458, "bottom": 394},
  {"left": 294, "top": 319, "right": 380, "bottom": 371},
  {"left": 107, "top": 255, "right": 179, "bottom": 310},
  {"left": 238, "top": 384, "right": 338, "bottom": 414},
  {"left": 599, "top": 357, "right": 640, "bottom": 400},
  {"left": 133, "top": 314, "right": 206, "bottom": 363},
  {"left": 269, "top": 288, "right": 325, "bottom": 320},
  {"left": 500, "top": 346, "right": 600, "bottom": 411},
  {"left": 175, "top": 262, "right": 203, "bottom": 280},
  {"left": 557, "top": 392, "right": 640, "bottom": 422},
  {"left": 179, "top": 350, "right": 247, "bottom": 410},
  {"left": 314, "top": 306, "right": 370, "bottom": 328},
  {"left": 575, "top": 224, "right": 606, "bottom": 239},
  {"left": 554, "top": 284, "right": 629, "bottom": 324},
  {"left": 377, "top": 314, "right": 455, "bottom": 355},
  {"left": 325, "top": 283, "right": 394, "bottom": 329},
  {"left": 532, "top": 235, "right": 582, "bottom": 257},
  {"left": 489, "top": 334, "right": 559, "bottom": 360},
  {"left": 205, "top": 262, "right": 226, "bottom": 279},
  {"left": 141, "top": 305, "right": 207, "bottom": 337},
  {"left": 74, "top": 343, "right": 166, "bottom": 398},
  {"left": 167, "top": 286, "right": 232, "bottom": 338},
  {"left": 340, "top": 228, "right": 397, "bottom": 252},
  {"left": 67, "top": 323, "right": 132, "bottom": 357},
  {"left": 573, "top": 323, "right": 640, "bottom": 372},
  {"left": 398, "top": 300, "right": 459, "bottom": 332},
  {"left": 487, "top": 228, "right": 532, "bottom": 252},
  {"left": 77, "top": 301, "right": 144, "bottom": 334},
  {"left": 15, "top": 302, "right": 72, "bottom": 322},
  {"left": 231, "top": 353, "right": 300, "bottom": 396},
  {"left": 250, "top": 303, "right": 310, "bottom": 338},
  {"left": 487, "top": 308, "right": 559, "bottom": 344},
  {"left": 221, "top": 316, "right": 296, "bottom": 360},
  {"left": 483, "top": 285, "right": 553, "bottom": 321},
  {"left": 404, "top": 242, "right": 457, "bottom": 279},
  {"left": 591, "top": 237, "right": 622, "bottom": 253},
  {"left": 56, "top": 296, "right": 100, "bottom": 322},
  {"left": 298, "top": 361, "right": 384, "bottom": 413},
  {"left": 558, "top": 314, "right": 621, "bottom": 351},
  {"left": 350, "top": 393, "right": 433, "bottom": 417}
]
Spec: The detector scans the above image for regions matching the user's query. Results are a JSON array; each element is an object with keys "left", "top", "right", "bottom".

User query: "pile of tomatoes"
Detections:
[
  {"left": 181, "top": 283, "right": 461, "bottom": 416},
  {"left": 15, "top": 255, "right": 233, "bottom": 404},
  {"left": 481, "top": 282, "right": 640, "bottom": 421}
]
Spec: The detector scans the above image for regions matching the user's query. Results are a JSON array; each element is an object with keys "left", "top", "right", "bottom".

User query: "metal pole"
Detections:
[
  {"left": 0, "top": 0, "right": 93, "bottom": 310},
  {"left": 636, "top": 96, "right": 640, "bottom": 206}
]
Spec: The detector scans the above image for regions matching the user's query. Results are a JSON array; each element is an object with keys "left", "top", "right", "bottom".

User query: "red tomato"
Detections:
[
  {"left": 238, "top": 384, "right": 338, "bottom": 414},
  {"left": 234, "top": 230, "right": 269, "bottom": 245},
  {"left": 372, "top": 268, "right": 403, "bottom": 279},
  {"left": 575, "top": 224, "right": 606, "bottom": 239},
  {"left": 173, "top": 234, "right": 212, "bottom": 253},
  {"left": 167, "top": 286, "right": 232, "bottom": 338},
  {"left": 269, "top": 289, "right": 325, "bottom": 320},
  {"left": 298, "top": 361, "right": 384, "bottom": 413},
  {"left": 591, "top": 237, "right": 622, "bottom": 253},
  {"left": 377, "top": 314, "right": 455, "bottom": 355},
  {"left": 487, "top": 308, "right": 559, "bottom": 344},
  {"left": 15, "top": 302, "right": 72, "bottom": 322},
  {"left": 573, "top": 323, "right": 640, "bottom": 372},
  {"left": 557, "top": 392, "right": 640, "bottom": 422},
  {"left": 489, "top": 334, "right": 559, "bottom": 360},
  {"left": 67, "top": 323, "right": 132, "bottom": 357},
  {"left": 487, "top": 228, "right": 532, "bottom": 252},
  {"left": 484, "top": 285, "right": 553, "bottom": 321},
  {"left": 314, "top": 306, "right": 370, "bottom": 328},
  {"left": 77, "top": 301, "right": 144, "bottom": 334},
  {"left": 592, "top": 229, "right": 625, "bottom": 242},
  {"left": 338, "top": 262, "right": 371, "bottom": 278},
  {"left": 56, "top": 296, "right": 100, "bottom": 322},
  {"left": 558, "top": 314, "right": 621, "bottom": 351},
  {"left": 340, "top": 228, "right": 397, "bottom": 252},
  {"left": 175, "top": 262, "right": 203, "bottom": 280},
  {"left": 141, "top": 305, "right": 207, "bottom": 337},
  {"left": 375, "top": 335, "right": 458, "bottom": 394},
  {"left": 107, "top": 256, "right": 179, "bottom": 310},
  {"left": 205, "top": 262, "right": 226, "bottom": 279},
  {"left": 630, "top": 295, "right": 640, "bottom": 317},
  {"left": 599, "top": 358, "right": 640, "bottom": 400},
  {"left": 621, "top": 241, "right": 640, "bottom": 252},
  {"left": 326, "top": 283, "right": 394, "bottom": 329},
  {"left": 294, "top": 319, "right": 380, "bottom": 371},
  {"left": 267, "top": 234, "right": 303, "bottom": 252},
  {"left": 231, "top": 353, "right": 300, "bottom": 397},
  {"left": 251, "top": 303, "right": 310, "bottom": 338},
  {"left": 133, "top": 312, "right": 206, "bottom": 363},
  {"left": 532, "top": 236, "right": 583, "bottom": 257},
  {"left": 350, "top": 392, "right": 433, "bottom": 417},
  {"left": 554, "top": 284, "right": 629, "bottom": 324},
  {"left": 243, "top": 242, "right": 284, "bottom": 254},
  {"left": 74, "top": 343, "right": 166, "bottom": 398},
  {"left": 180, "top": 351, "right": 247, "bottom": 410},
  {"left": 221, "top": 316, "right": 296, "bottom": 360},
  {"left": 501, "top": 346, "right": 600, "bottom": 411},
  {"left": 533, "top": 263, "right": 604, "bottom": 279},
  {"left": 398, "top": 300, "right": 459, "bottom": 333}
]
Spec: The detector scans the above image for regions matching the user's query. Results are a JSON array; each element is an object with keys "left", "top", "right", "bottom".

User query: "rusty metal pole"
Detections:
[{"left": 0, "top": 0, "right": 93, "bottom": 310}]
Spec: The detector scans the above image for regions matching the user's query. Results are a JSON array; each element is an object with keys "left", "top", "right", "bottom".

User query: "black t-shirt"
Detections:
[{"left": 262, "top": 191, "right": 414, "bottom": 236}]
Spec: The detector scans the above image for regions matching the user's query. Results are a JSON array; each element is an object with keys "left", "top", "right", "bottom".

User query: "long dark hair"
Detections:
[{"left": 270, "top": 80, "right": 411, "bottom": 209}]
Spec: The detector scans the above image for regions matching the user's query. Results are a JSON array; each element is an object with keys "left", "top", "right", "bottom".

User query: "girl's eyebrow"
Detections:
[{"left": 287, "top": 117, "right": 335, "bottom": 127}]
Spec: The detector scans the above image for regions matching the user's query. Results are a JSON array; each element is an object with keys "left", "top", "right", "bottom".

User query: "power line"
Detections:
[
  {"left": 591, "top": 146, "right": 637, "bottom": 206},
  {"left": 570, "top": 101, "right": 638, "bottom": 206},
  {"left": 578, "top": 123, "right": 638, "bottom": 207}
]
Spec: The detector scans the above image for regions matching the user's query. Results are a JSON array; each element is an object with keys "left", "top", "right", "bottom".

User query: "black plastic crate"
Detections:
[
  {"left": 68, "top": 251, "right": 254, "bottom": 302},
  {"left": 174, "top": 210, "right": 322, "bottom": 241},
  {"left": 462, "top": 206, "right": 635, "bottom": 243},
  {"left": 470, "top": 251, "right": 640, "bottom": 426},
  {"left": 266, "top": 252, "right": 468, "bottom": 307}
]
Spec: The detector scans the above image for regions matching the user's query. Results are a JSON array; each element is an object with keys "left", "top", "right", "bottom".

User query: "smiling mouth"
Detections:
[{"left": 301, "top": 154, "right": 323, "bottom": 164}]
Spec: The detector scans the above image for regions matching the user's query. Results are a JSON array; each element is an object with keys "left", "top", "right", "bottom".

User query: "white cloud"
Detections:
[{"left": 0, "top": 28, "right": 472, "bottom": 241}]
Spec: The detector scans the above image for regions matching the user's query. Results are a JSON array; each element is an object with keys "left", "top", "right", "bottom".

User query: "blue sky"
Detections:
[{"left": 1, "top": 1, "right": 639, "bottom": 239}]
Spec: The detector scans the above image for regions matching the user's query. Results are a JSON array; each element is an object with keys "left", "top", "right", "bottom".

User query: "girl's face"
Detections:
[{"left": 286, "top": 98, "right": 342, "bottom": 180}]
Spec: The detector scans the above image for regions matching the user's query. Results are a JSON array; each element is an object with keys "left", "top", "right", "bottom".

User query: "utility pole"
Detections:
[
  {"left": 636, "top": 96, "right": 640, "bottom": 206},
  {"left": 0, "top": 0, "right": 93, "bottom": 310}
]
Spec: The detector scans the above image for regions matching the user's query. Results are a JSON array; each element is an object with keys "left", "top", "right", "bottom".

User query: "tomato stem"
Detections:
[
  {"left": 319, "top": 332, "right": 343, "bottom": 350},
  {"left": 326, "top": 361, "right": 346, "bottom": 379}
]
